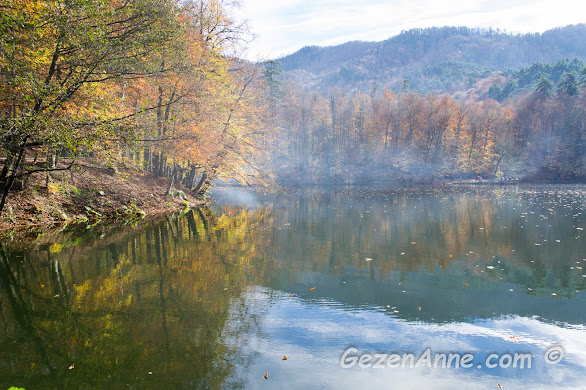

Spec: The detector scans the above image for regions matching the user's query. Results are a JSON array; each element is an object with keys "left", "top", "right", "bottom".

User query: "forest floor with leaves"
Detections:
[{"left": 0, "top": 161, "right": 207, "bottom": 230}]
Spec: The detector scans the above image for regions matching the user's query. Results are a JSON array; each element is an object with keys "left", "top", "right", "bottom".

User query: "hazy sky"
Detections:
[{"left": 238, "top": 0, "right": 586, "bottom": 60}]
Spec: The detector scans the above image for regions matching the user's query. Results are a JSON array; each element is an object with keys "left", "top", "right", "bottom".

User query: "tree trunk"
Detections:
[
  {"left": 193, "top": 171, "right": 208, "bottom": 195},
  {"left": 0, "top": 144, "right": 27, "bottom": 216},
  {"left": 193, "top": 170, "right": 215, "bottom": 196},
  {"left": 144, "top": 147, "right": 151, "bottom": 172},
  {"left": 189, "top": 166, "right": 200, "bottom": 190},
  {"left": 164, "top": 165, "right": 177, "bottom": 196}
]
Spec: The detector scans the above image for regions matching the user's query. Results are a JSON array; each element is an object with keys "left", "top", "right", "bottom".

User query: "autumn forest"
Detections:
[
  {"left": 0, "top": 0, "right": 271, "bottom": 218},
  {"left": 1, "top": 0, "right": 586, "bottom": 219},
  {"left": 272, "top": 70, "right": 586, "bottom": 184},
  {"left": 2, "top": 2, "right": 586, "bottom": 388}
]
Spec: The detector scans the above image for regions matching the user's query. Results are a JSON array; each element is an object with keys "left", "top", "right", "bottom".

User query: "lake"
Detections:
[{"left": 1, "top": 185, "right": 585, "bottom": 389}]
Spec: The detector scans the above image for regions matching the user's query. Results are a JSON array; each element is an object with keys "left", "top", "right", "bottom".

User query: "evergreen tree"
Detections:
[
  {"left": 402, "top": 76, "right": 411, "bottom": 93},
  {"left": 535, "top": 75, "right": 554, "bottom": 99},
  {"left": 557, "top": 72, "right": 579, "bottom": 96},
  {"left": 579, "top": 67, "right": 586, "bottom": 92}
]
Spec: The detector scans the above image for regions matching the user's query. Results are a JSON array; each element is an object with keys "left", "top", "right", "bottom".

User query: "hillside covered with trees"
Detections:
[
  {"left": 1, "top": 1, "right": 585, "bottom": 226},
  {"left": 0, "top": 0, "right": 273, "bottom": 223},
  {"left": 268, "top": 61, "right": 586, "bottom": 184},
  {"left": 278, "top": 25, "right": 586, "bottom": 94},
  {"left": 264, "top": 25, "right": 586, "bottom": 185}
]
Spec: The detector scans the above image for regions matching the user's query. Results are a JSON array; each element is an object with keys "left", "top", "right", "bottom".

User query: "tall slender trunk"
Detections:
[
  {"left": 0, "top": 140, "right": 27, "bottom": 215},
  {"left": 165, "top": 165, "right": 177, "bottom": 196}
]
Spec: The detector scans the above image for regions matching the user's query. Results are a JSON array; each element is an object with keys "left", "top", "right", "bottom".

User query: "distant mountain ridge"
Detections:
[{"left": 276, "top": 24, "right": 586, "bottom": 94}]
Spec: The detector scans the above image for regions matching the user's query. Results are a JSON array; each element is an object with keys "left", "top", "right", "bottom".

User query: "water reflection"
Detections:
[
  {"left": 0, "top": 185, "right": 585, "bottom": 388},
  {"left": 0, "top": 207, "right": 276, "bottom": 388},
  {"left": 234, "top": 186, "right": 586, "bottom": 324}
]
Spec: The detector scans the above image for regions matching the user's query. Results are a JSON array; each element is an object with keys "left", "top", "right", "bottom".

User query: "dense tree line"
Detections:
[
  {"left": 2, "top": 2, "right": 585, "bottom": 220},
  {"left": 488, "top": 58, "right": 585, "bottom": 102},
  {"left": 0, "top": 0, "right": 272, "bottom": 215},
  {"left": 271, "top": 65, "right": 586, "bottom": 184}
]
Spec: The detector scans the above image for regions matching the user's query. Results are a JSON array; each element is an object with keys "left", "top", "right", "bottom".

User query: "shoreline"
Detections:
[
  {"left": 0, "top": 162, "right": 208, "bottom": 232},
  {"left": 3, "top": 176, "right": 585, "bottom": 233}
]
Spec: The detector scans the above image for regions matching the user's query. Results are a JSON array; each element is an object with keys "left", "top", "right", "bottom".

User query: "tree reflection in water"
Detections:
[
  {"left": 0, "top": 206, "right": 277, "bottom": 389},
  {"left": 1, "top": 185, "right": 586, "bottom": 388}
]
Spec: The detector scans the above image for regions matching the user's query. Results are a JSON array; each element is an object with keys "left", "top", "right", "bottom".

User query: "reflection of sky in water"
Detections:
[
  {"left": 3, "top": 185, "right": 585, "bottom": 388},
  {"left": 212, "top": 185, "right": 586, "bottom": 388},
  {"left": 228, "top": 287, "right": 586, "bottom": 389}
]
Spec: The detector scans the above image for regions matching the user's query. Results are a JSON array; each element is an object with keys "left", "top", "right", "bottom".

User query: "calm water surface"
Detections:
[{"left": 1, "top": 185, "right": 585, "bottom": 389}]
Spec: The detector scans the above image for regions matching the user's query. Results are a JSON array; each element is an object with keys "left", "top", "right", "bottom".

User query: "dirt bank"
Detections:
[{"left": 0, "top": 161, "right": 207, "bottom": 230}]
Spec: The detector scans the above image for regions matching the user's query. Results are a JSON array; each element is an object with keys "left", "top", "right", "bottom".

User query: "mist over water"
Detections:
[
  {"left": 1, "top": 184, "right": 585, "bottom": 388},
  {"left": 210, "top": 186, "right": 263, "bottom": 208}
]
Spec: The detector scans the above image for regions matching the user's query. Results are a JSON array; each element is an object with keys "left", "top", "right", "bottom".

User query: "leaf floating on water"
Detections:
[
  {"left": 487, "top": 266, "right": 495, "bottom": 269},
  {"left": 282, "top": 355, "right": 287, "bottom": 360},
  {"left": 498, "top": 384, "right": 502, "bottom": 388},
  {"left": 310, "top": 287, "right": 315, "bottom": 291},
  {"left": 365, "top": 258, "right": 373, "bottom": 262},
  {"left": 289, "top": 294, "right": 292, "bottom": 297},
  {"left": 263, "top": 373, "right": 269, "bottom": 380},
  {"left": 465, "top": 283, "right": 469, "bottom": 286},
  {"left": 417, "top": 306, "right": 421, "bottom": 311},
  {"left": 411, "top": 242, "right": 416, "bottom": 245}
]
